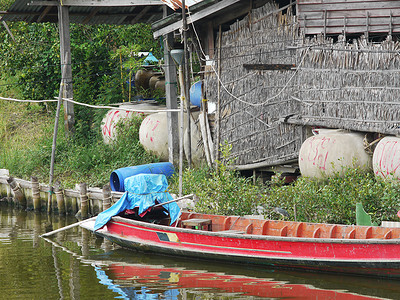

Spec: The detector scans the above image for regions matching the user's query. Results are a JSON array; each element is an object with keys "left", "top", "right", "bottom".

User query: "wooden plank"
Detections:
[
  {"left": 299, "top": 0, "right": 400, "bottom": 3},
  {"left": 61, "top": 0, "right": 163, "bottom": 6},
  {"left": 298, "top": 2, "right": 400, "bottom": 12},
  {"left": 299, "top": 16, "right": 400, "bottom": 26},
  {"left": 302, "top": 24, "right": 400, "bottom": 34},
  {"left": 153, "top": 0, "right": 241, "bottom": 38},
  {"left": 28, "top": 1, "right": 58, "bottom": 6},
  {"left": 243, "top": 64, "right": 296, "bottom": 70},
  {"left": 299, "top": 10, "right": 400, "bottom": 19}
]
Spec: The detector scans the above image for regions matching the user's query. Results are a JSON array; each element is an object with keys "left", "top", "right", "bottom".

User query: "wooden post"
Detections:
[
  {"left": 343, "top": 16, "right": 347, "bottom": 42},
  {"left": 31, "top": 176, "right": 41, "bottom": 211},
  {"left": 163, "top": 6, "right": 179, "bottom": 164},
  {"left": 102, "top": 183, "right": 112, "bottom": 211},
  {"left": 54, "top": 181, "right": 65, "bottom": 215},
  {"left": 79, "top": 183, "right": 88, "bottom": 219},
  {"left": 215, "top": 25, "right": 222, "bottom": 168},
  {"left": 7, "top": 177, "right": 26, "bottom": 208},
  {"left": 58, "top": 4, "right": 74, "bottom": 136},
  {"left": 71, "top": 197, "right": 78, "bottom": 215},
  {"left": 182, "top": 0, "right": 192, "bottom": 168},
  {"left": 48, "top": 54, "right": 68, "bottom": 213}
]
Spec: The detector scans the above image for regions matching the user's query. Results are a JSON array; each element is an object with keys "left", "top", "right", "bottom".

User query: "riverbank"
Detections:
[{"left": 2, "top": 98, "right": 400, "bottom": 225}]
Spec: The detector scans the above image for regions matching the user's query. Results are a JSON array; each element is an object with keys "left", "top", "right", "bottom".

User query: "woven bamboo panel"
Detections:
[{"left": 205, "top": 1, "right": 400, "bottom": 169}]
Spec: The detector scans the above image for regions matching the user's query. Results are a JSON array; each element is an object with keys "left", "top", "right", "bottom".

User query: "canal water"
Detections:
[{"left": 1, "top": 205, "right": 400, "bottom": 299}]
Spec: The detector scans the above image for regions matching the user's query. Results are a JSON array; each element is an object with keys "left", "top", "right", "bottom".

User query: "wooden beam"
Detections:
[
  {"left": 153, "top": 0, "right": 241, "bottom": 38},
  {"left": 130, "top": 6, "right": 151, "bottom": 24},
  {"left": 82, "top": 7, "right": 99, "bottom": 24},
  {"left": 30, "top": 0, "right": 162, "bottom": 5},
  {"left": 38, "top": 5, "right": 52, "bottom": 22},
  {"left": 62, "top": 0, "right": 162, "bottom": 6},
  {"left": 163, "top": 7, "right": 179, "bottom": 164},
  {"left": 243, "top": 64, "right": 296, "bottom": 71},
  {"left": 28, "top": 1, "right": 58, "bottom": 6}
]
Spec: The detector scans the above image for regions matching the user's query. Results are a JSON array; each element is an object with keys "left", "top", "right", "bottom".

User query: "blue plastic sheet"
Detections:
[{"left": 94, "top": 173, "right": 181, "bottom": 231}]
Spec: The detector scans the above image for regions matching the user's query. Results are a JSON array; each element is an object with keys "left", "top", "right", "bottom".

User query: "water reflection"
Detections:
[
  {"left": 1, "top": 205, "right": 400, "bottom": 299},
  {"left": 86, "top": 249, "right": 400, "bottom": 300}
]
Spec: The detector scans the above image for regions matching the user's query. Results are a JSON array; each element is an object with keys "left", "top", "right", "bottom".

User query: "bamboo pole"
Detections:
[
  {"left": 54, "top": 181, "right": 65, "bottom": 215},
  {"left": 215, "top": 25, "right": 223, "bottom": 168},
  {"left": 31, "top": 176, "right": 41, "bottom": 211},
  {"left": 182, "top": 0, "right": 192, "bottom": 168},
  {"left": 48, "top": 54, "right": 68, "bottom": 213},
  {"left": 40, "top": 216, "right": 96, "bottom": 237},
  {"left": 7, "top": 176, "right": 25, "bottom": 208},
  {"left": 178, "top": 65, "right": 185, "bottom": 197},
  {"left": 79, "top": 183, "right": 89, "bottom": 219},
  {"left": 102, "top": 183, "right": 112, "bottom": 211},
  {"left": 152, "top": 194, "right": 194, "bottom": 208}
]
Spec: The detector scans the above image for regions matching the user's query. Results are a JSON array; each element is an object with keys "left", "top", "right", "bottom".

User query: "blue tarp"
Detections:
[{"left": 94, "top": 173, "right": 181, "bottom": 231}]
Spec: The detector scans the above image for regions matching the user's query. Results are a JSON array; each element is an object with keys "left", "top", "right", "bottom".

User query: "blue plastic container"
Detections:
[
  {"left": 110, "top": 162, "right": 175, "bottom": 192},
  {"left": 189, "top": 81, "right": 202, "bottom": 107}
]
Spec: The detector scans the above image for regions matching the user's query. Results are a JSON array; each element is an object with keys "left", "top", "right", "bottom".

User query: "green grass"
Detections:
[{"left": 0, "top": 75, "right": 158, "bottom": 187}]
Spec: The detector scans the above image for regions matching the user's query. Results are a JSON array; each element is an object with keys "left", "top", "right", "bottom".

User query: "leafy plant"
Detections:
[{"left": 169, "top": 143, "right": 263, "bottom": 216}]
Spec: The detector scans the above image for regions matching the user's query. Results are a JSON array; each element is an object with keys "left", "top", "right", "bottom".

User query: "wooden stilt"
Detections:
[
  {"left": 102, "top": 183, "right": 112, "bottom": 211},
  {"left": 31, "top": 176, "right": 41, "bottom": 211},
  {"left": 7, "top": 177, "right": 26, "bottom": 208},
  {"left": 55, "top": 181, "right": 65, "bottom": 215},
  {"left": 80, "top": 183, "right": 89, "bottom": 219}
]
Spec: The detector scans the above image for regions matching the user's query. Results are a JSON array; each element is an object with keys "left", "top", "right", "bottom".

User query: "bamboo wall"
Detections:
[
  {"left": 205, "top": 2, "right": 306, "bottom": 169},
  {"left": 205, "top": 1, "right": 400, "bottom": 169}
]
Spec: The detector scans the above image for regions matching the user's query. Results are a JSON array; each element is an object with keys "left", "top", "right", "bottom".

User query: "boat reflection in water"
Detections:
[{"left": 90, "top": 248, "right": 388, "bottom": 300}]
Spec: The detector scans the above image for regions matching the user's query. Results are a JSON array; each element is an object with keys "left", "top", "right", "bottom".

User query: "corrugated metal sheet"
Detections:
[
  {"left": 298, "top": 0, "right": 400, "bottom": 35},
  {"left": 1, "top": 0, "right": 164, "bottom": 25},
  {"left": 161, "top": 0, "right": 206, "bottom": 10}
]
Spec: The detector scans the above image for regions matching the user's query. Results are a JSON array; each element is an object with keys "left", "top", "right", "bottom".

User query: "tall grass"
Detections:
[{"left": 0, "top": 97, "right": 158, "bottom": 187}]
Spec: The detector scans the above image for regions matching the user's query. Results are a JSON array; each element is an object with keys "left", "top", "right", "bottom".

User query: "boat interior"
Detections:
[
  {"left": 178, "top": 212, "right": 400, "bottom": 240},
  {"left": 119, "top": 208, "right": 400, "bottom": 240}
]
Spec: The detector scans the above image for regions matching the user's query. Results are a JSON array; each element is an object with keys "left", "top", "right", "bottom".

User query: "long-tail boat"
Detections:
[
  {"left": 81, "top": 173, "right": 400, "bottom": 278},
  {"left": 82, "top": 209, "right": 400, "bottom": 278}
]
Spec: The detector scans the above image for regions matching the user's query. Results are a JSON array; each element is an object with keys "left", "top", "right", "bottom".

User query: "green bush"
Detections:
[
  {"left": 169, "top": 144, "right": 264, "bottom": 216},
  {"left": 170, "top": 145, "right": 400, "bottom": 225},
  {"left": 263, "top": 167, "right": 400, "bottom": 225}
]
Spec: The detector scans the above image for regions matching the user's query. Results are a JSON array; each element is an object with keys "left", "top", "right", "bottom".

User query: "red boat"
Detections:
[{"left": 82, "top": 211, "right": 400, "bottom": 278}]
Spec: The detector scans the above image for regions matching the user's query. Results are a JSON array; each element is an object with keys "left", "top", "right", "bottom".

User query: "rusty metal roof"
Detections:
[
  {"left": 0, "top": 0, "right": 165, "bottom": 25},
  {"left": 161, "top": 0, "right": 206, "bottom": 10}
]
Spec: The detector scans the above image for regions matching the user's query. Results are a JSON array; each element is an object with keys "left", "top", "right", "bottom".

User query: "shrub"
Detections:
[
  {"left": 169, "top": 144, "right": 264, "bottom": 216},
  {"left": 264, "top": 166, "right": 400, "bottom": 225}
]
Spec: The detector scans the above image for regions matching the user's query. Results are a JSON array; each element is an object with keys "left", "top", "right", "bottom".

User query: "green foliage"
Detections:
[
  {"left": 169, "top": 143, "right": 400, "bottom": 224},
  {"left": 169, "top": 143, "right": 263, "bottom": 216},
  {"left": 0, "top": 0, "right": 13, "bottom": 10},
  {"left": 264, "top": 167, "right": 400, "bottom": 225},
  {"left": 0, "top": 22, "right": 163, "bottom": 142},
  {"left": 0, "top": 105, "right": 158, "bottom": 188}
]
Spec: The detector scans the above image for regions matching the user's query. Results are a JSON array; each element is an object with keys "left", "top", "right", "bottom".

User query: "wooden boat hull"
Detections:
[{"left": 84, "top": 216, "right": 400, "bottom": 278}]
